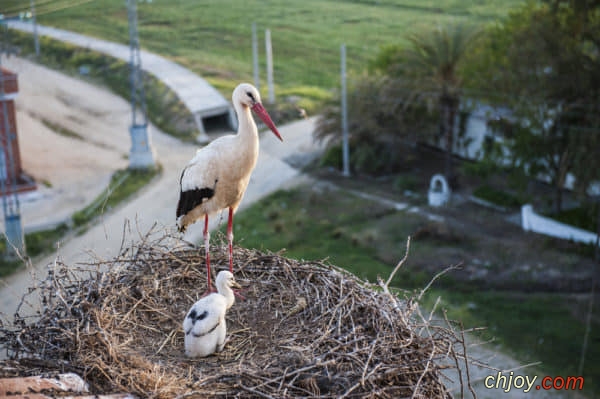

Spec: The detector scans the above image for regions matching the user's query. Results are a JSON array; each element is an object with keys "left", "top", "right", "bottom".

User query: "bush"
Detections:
[
  {"left": 393, "top": 175, "right": 419, "bottom": 192},
  {"left": 472, "top": 185, "right": 522, "bottom": 208},
  {"left": 25, "top": 223, "right": 70, "bottom": 257},
  {"left": 313, "top": 75, "right": 437, "bottom": 176},
  {"left": 319, "top": 141, "right": 407, "bottom": 175},
  {"left": 320, "top": 144, "right": 343, "bottom": 169},
  {"left": 351, "top": 142, "right": 396, "bottom": 175},
  {"left": 461, "top": 158, "right": 500, "bottom": 180},
  {"left": 551, "top": 203, "right": 599, "bottom": 233}
]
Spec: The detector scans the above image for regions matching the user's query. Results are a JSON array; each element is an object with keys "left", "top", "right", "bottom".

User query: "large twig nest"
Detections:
[{"left": 0, "top": 231, "right": 465, "bottom": 398}]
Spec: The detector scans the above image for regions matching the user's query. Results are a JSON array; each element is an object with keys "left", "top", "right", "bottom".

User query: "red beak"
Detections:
[{"left": 251, "top": 102, "right": 283, "bottom": 141}]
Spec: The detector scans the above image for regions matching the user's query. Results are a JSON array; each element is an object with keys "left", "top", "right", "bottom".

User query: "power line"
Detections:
[
  {"left": 126, "top": 0, "right": 155, "bottom": 169},
  {"left": 1, "top": 0, "right": 95, "bottom": 19},
  {"left": 30, "top": 0, "right": 96, "bottom": 17},
  {"left": 1, "top": 0, "right": 57, "bottom": 17}
]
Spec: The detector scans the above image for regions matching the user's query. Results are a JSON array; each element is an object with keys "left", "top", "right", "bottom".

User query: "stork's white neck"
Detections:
[
  {"left": 231, "top": 102, "right": 260, "bottom": 173},
  {"left": 217, "top": 284, "right": 236, "bottom": 310},
  {"left": 234, "top": 102, "right": 258, "bottom": 140}
]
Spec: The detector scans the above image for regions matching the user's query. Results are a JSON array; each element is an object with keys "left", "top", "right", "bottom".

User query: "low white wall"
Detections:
[{"left": 521, "top": 204, "right": 599, "bottom": 244}]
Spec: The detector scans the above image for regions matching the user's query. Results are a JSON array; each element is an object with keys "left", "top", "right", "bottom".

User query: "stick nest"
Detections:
[{"left": 0, "top": 231, "right": 466, "bottom": 398}]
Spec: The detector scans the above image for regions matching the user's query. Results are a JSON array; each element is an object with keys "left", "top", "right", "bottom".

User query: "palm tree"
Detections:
[
  {"left": 313, "top": 23, "right": 478, "bottom": 178},
  {"left": 398, "top": 23, "right": 479, "bottom": 186}
]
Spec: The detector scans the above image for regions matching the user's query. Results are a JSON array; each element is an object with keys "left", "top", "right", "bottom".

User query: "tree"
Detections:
[
  {"left": 376, "top": 23, "right": 479, "bottom": 187},
  {"left": 466, "top": 1, "right": 600, "bottom": 212},
  {"left": 313, "top": 75, "right": 436, "bottom": 175},
  {"left": 314, "top": 23, "right": 478, "bottom": 178}
]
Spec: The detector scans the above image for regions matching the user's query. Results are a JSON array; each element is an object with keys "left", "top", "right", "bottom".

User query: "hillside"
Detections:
[{"left": 3, "top": 0, "right": 526, "bottom": 93}]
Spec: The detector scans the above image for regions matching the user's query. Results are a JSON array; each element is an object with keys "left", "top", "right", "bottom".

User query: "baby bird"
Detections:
[{"left": 183, "top": 270, "right": 241, "bottom": 358}]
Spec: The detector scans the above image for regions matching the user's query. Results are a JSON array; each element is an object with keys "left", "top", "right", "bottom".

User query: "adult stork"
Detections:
[{"left": 176, "top": 83, "right": 282, "bottom": 293}]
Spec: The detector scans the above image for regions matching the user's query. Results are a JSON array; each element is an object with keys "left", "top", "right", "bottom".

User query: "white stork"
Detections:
[
  {"left": 176, "top": 83, "right": 282, "bottom": 293},
  {"left": 183, "top": 270, "right": 241, "bottom": 357}
]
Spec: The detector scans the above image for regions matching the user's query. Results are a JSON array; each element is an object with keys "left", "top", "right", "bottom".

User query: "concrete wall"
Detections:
[{"left": 521, "top": 204, "right": 599, "bottom": 245}]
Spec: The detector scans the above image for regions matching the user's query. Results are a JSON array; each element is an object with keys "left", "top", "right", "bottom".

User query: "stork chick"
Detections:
[
  {"left": 177, "top": 83, "right": 282, "bottom": 293},
  {"left": 183, "top": 270, "right": 241, "bottom": 358}
]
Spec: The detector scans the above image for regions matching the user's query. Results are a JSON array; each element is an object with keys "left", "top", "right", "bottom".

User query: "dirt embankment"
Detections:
[{"left": 5, "top": 56, "right": 129, "bottom": 228}]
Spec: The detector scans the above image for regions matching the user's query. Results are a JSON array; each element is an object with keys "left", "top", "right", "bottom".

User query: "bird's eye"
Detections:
[{"left": 246, "top": 91, "right": 255, "bottom": 101}]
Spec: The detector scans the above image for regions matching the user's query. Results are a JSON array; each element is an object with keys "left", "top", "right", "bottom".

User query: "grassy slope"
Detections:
[
  {"left": 229, "top": 187, "right": 396, "bottom": 283},
  {"left": 0, "top": 167, "right": 160, "bottom": 277},
  {"left": 422, "top": 290, "right": 600, "bottom": 385},
  {"left": 4, "top": 0, "right": 523, "bottom": 94}
]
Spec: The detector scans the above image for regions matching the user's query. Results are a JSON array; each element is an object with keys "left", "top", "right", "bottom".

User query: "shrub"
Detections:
[
  {"left": 551, "top": 203, "right": 599, "bottom": 233},
  {"left": 393, "top": 175, "right": 419, "bottom": 192},
  {"left": 313, "top": 75, "right": 436, "bottom": 176},
  {"left": 320, "top": 144, "right": 343, "bottom": 169},
  {"left": 472, "top": 185, "right": 522, "bottom": 208}
]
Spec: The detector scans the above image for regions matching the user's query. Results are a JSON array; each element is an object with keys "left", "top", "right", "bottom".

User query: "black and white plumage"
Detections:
[
  {"left": 183, "top": 270, "right": 241, "bottom": 358},
  {"left": 176, "top": 83, "right": 282, "bottom": 293}
]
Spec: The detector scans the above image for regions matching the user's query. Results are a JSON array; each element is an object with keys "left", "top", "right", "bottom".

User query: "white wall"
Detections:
[{"left": 521, "top": 204, "right": 598, "bottom": 245}]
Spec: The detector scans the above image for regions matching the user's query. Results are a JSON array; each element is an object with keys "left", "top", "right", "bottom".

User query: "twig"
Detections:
[
  {"left": 416, "top": 263, "right": 462, "bottom": 303},
  {"left": 156, "top": 329, "right": 176, "bottom": 355},
  {"left": 383, "top": 236, "right": 411, "bottom": 293},
  {"left": 459, "top": 321, "right": 477, "bottom": 399},
  {"left": 238, "top": 384, "right": 276, "bottom": 399}
]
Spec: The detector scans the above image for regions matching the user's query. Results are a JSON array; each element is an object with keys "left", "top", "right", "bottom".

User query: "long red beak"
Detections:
[{"left": 251, "top": 102, "right": 283, "bottom": 141}]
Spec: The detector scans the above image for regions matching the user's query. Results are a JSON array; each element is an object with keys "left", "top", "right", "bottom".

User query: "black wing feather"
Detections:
[
  {"left": 176, "top": 187, "right": 216, "bottom": 218},
  {"left": 188, "top": 309, "right": 209, "bottom": 322},
  {"left": 176, "top": 167, "right": 218, "bottom": 219}
]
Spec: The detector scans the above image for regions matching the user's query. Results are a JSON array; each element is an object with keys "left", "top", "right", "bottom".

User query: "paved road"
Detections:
[{"left": 7, "top": 20, "right": 232, "bottom": 139}]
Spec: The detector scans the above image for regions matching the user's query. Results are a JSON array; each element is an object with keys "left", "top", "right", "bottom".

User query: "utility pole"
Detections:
[
  {"left": 0, "top": 56, "right": 25, "bottom": 259},
  {"left": 341, "top": 44, "right": 350, "bottom": 177},
  {"left": 127, "top": 0, "right": 155, "bottom": 169},
  {"left": 252, "top": 22, "right": 259, "bottom": 91},
  {"left": 30, "top": 0, "right": 39, "bottom": 58},
  {"left": 265, "top": 29, "right": 275, "bottom": 104}
]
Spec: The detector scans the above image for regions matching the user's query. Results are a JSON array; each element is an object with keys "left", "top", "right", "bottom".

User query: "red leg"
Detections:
[
  {"left": 203, "top": 214, "right": 214, "bottom": 294},
  {"left": 227, "top": 207, "right": 234, "bottom": 273},
  {"left": 228, "top": 207, "right": 246, "bottom": 300}
]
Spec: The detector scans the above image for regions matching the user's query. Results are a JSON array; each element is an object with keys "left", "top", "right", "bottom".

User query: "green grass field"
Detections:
[
  {"left": 421, "top": 289, "right": 600, "bottom": 393},
  {"left": 3, "top": 0, "right": 524, "bottom": 95}
]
